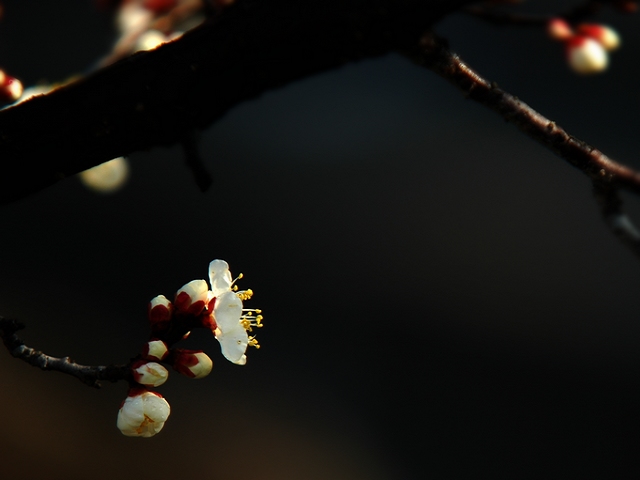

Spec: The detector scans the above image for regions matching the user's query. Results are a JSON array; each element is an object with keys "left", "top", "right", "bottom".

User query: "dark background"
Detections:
[{"left": 1, "top": 1, "right": 640, "bottom": 478}]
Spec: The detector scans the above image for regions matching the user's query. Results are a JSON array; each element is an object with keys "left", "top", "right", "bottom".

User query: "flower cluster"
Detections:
[
  {"left": 117, "top": 259, "right": 263, "bottom": 437},
  {"left": 547, "top": 19, "right": 621, "bottom": 75}
]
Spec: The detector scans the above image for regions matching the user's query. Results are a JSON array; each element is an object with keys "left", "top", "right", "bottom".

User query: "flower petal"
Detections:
[
  {"left": 208, "top": 259, "right": 233, "bottom": 298},
  {"left": 213, "top": 291, "right": 243, "bottom": 331},
  {"left": 215, "top": 325, "right": 248, "bottom": 365}
]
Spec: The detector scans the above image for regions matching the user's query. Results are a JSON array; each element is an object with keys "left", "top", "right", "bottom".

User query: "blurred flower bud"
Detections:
[
  {"left": 134, "top": 29, "right": 168, "bottom": 51},
  {"left": 172, "top": 349, "right": 213, "bottom": 379},
  {"left": 576, "top": 24, "right": 621, "bottom": 51},
  {"left": 547, "top": 18, "right": 573, "bottom": 41},
  {"left": 143, "top": 0, "right": 177, "bottom": 13},
  {"left": 175, "top": 279, "right": 209, "bottom": 315},
  {"left": 79, "top": 157, "right": 129, "bottom": 193},
  {"left": 142, "top": 339, "right": 169, "bottom": 361},
  {"left": 117, "top": 388, "right": 170, "bottom": 437},
  {"left": 0, "top": 70, "right": 24, "bottom": 103},
  {"left": 566, "top": 36, "right": 608, "bottom": 74}
]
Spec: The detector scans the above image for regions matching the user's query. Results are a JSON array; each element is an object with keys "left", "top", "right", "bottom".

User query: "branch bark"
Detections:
[
  {"left": 0, "top": 0, "right": 471, "bottom": 205},
  {"left": 0, "top": 317, "right": 130, "bottom": 387}
]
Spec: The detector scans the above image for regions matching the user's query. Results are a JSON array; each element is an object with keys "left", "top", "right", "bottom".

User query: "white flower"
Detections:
[
  {"left": 132, "top": 361, "right": 169, "bottom": 387},
  {"left": 207, "top": 260, "right": 263, "bottom": 365},
  {"left": 213, "top": 291, "right": 249, "bottom": 365},
  {"left": 117, "top": 389, "right": 170, "bottom": 438}
]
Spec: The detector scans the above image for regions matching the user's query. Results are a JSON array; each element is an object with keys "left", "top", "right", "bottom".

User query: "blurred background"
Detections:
[{"left": 1, "top": 1, "right": 640, "bottom": 478}]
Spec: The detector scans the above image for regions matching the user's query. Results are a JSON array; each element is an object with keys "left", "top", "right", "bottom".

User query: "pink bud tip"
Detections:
[{"left": 547, "top": 18, "right": 573, "bottom": 41}]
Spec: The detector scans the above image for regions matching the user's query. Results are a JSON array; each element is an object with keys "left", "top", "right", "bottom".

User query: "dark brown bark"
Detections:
[{"left": 0, "top": 0, "right": 471, "bottom": 205}]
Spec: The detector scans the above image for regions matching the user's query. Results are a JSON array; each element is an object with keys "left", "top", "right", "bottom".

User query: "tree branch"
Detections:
[
  {"left": 0, "top": 0, "right": 471, "bottom": 205},
  {"left": 403, "top": 33, "right": 640, "bottom": 194},
  {"left": 0, "top": 317, "right": 130, "bottom": 388},
  {"left": 402, "top": 32, "right": 640, "bottom": 257}
]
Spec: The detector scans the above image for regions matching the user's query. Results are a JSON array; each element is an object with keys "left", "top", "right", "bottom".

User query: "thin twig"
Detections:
[
  {"left": 403, "top": 33, "right": 640, "bottom": 194},
  {"left": 402, "top": 31, "right": 640, "bottom": 258},
  {"left": 0, "top": 317, "right": 130, "bottom": 388}
]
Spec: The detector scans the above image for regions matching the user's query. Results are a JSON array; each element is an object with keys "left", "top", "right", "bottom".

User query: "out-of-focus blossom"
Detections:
[
  {"left": 576, "top": 24, "right": 621, "bottom": 51},
  {"left": 79, "top": 157, "right": 130, "bottom": 193},
  {"left": 0, "top": 70, "right": 23, "bottom": 103},
  {"left": 566, "top": 36, "right": 608, "bottom": 74}
]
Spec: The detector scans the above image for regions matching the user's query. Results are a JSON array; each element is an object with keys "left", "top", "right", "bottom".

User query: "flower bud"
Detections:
[
  {"left": 172, "top": 349, "right": 213, "bottom": 379},
  {"left": 79, "top": 157, "right": 130, "bottom": 193},
  {"left": 117, "top": 388, "right": 170, "bottom": 437},
  {"left": 0, "top": 70, "right": 24, "bottom": 103},
  {"left": 566, "top": 36, "right": 608, "bottom": 74},
  {"left": 132, "top": 360, "right": 169, "bottom": 387},
  {"left": 175, "top": 279, "right": 209, "bottom": 315},
  {"left": 143, "top": 0, "right": 177, "bottom": 13},
  {"left": 576, "top": 24, "right": 621, "bottom": 51},
  {"left": 142, "top": 339, "right": 169, "bottom": 361},
  {"left": 547, "top": 18, "right": 573, "bottom": 42},
  {"left": 148, "top": 294, "right": 173, "bottom": 327}
]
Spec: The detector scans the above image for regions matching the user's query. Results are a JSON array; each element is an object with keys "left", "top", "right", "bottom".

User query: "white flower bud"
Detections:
[
  {"left": 175, "top": 279, "right": 209, "bottom": 315},
  {"left": 148, "top": 294, "right": 173, "bottom": 327},
  {"left": 117, "top": 389, "right": 170, "bottom": 438},
  {"left": 143, "top": 339, "right": 169, "bottom": 361},
  {"left": 132, "top": 361, "right": 169, "bottom": 387},
  {"left": 79, "top": 157, "right": 129, "bottom": 193},
  {"left": 566, "top": 36, "right": 608, "bottom": 74},
  {"left": 172, "top": 350, "right": 213, "bottom": 379}
]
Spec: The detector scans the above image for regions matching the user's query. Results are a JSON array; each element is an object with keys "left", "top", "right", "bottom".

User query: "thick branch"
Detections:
[
  {"left": 0, "top": 317, "right": 130, "bottom": 388},
  {"left": 0, "top": 0, "right": 471, "bottom": 205}
]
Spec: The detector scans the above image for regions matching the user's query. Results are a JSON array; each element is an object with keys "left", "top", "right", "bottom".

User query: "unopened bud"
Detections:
[
  {"left": 132, "top": 360, "right": 169, "bottom": 387},
  {"left": 143, "top": 339, "right": 169, "bottom": 361},
  {"left": 148, "top": 294, "right": 173, "bottom": 328},
  {"left": 175, "top": 279, "right": 209, "bottom": 315},
  {"left": 0, "top": 70, "right": 24, "bottom": 103},
  {"left": 566, "top": 36, "right": 608, "bottom": 74},
  {"left": 547, "top": 18, "right": 573, "bottom": 41},
  {"left": 172, "top": 349, "right": 213, "bottom": 379},
  {"left": 117, "top": 388, "right": 170, "bottom": 437},
  {"left": 576, "top": 24, "right": 621, "bottom": 51}
]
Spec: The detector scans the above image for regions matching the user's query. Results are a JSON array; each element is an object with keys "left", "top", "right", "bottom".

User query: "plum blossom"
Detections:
[{"left": 209, "top": 260, "right": 263, "bottom": 365}]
